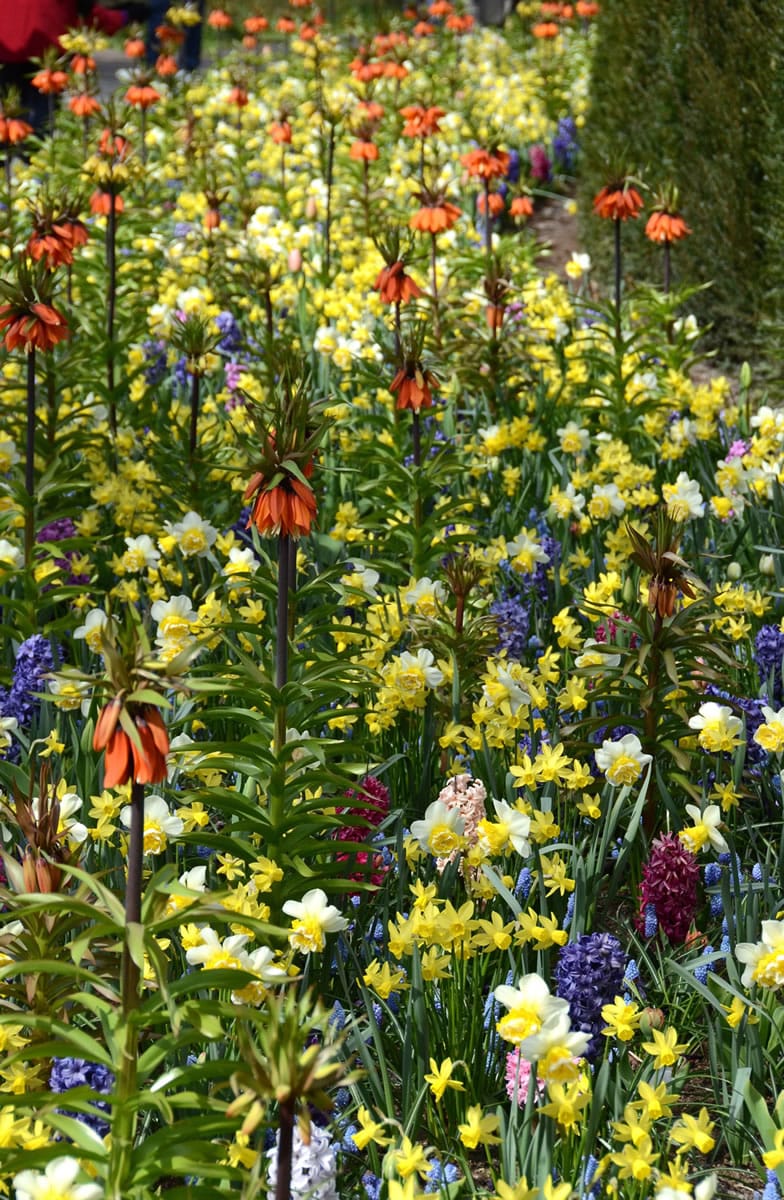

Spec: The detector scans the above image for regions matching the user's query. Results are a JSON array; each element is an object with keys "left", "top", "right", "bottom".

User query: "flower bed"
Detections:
[{"left": 0, "top": 3, "right": 783, "bottom": 1198}]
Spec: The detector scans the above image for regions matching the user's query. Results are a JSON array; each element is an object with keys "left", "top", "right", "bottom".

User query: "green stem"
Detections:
[
  {"left": 275, "top": 1098, "right": 296, "bottom": 1200},
  {"left": 24, "top": 348, "right": 36, "bottom": 567},
  {"left": 270, "top": 535, "right": 290, "bottom": 842},
  {"left": 108, "top": 778, "right": 144, "bottom": 1199}
]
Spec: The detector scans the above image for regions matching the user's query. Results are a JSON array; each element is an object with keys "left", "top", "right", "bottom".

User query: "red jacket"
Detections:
[{"left": 0, "top": 1, "right": 124, "bottom": 63}]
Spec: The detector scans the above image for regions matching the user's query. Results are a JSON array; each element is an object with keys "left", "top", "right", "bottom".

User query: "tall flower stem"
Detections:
[
  {"left": 324, "top": 123, "right": 335, "bottom": 279},
  {"left": 189, "top": 370, "right": 200, "bottom": 466},
  {"left": 270, "top": 534, "right": 290, "bottom": 850},
  {"left": 280, "top": 146, "right": 286, "bottom": 199},
  {"left": 108, "top": 778, "right": 144, "bottom": 1200},
  {"left": 483, "top": 178, "right": 492, "bottom": 262},
  {"left": 663, "top": 241, "right": 671, "bottom": 295},
  {"left": 106, "top": 192, "right": 118, "bottom": 443},
  {"left": 45, "top": 351, "right": 57, "bottom": 463},
  {"left": 24, "top": 347, "right": 36, "bottom": 566},
  {"left": 362, "top": 157, "right": 370, "bottom": 236},
  {"left": 4, "top": 152, "right": 13, "bottom": 248},
  {"left": 613, "top": 217, "right": 622, "bottom": 342},
  {"left": 275, "top": 1097, "right": 296, "bottom": 1200},
  {"left": 430, "top": 232, "right": 440, "bottom": 343},
  {"left": 140, "top": 107, "right": 147, "bottom": 165}
]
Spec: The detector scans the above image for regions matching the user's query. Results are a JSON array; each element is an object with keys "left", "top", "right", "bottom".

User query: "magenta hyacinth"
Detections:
[
  {"left": 636, "top": 833, "right": 700, "bottom": 943},
  {"left": 334, "top": 774, "right": 390, "bottom": 886}
]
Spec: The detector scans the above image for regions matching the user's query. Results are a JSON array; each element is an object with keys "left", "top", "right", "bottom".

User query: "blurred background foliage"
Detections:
[{"left": 578, "top": 0, "right": 784, "bottom": 383}]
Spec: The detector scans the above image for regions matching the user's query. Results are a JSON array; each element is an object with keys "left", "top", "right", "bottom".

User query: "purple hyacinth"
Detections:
[
  {"left": 36, "top": 518, "right": 89, "bottom": 586},
  {"left": 491, "top": 596, "right": 530, "bottom": 660},
  {"left": 552, "top": 116, "right": 579, "bottom": 172},
  {"left": 50, "top": 1057, "right": 114, "bottom": 1137},
  {"left": 142, "top": 338, "right": 168, "bottom": 385},
  {"left": 554, "top": 932, "right": 627, "bottom": 1060},
  {"left": 215, "top": 311, "right": 243, "bottom": 354},
  {"left": 0, "top": 635, "right": 56, "bottom": 731},
  {"left": 756, "top": 624, "right": 784, "bottom": 704}
]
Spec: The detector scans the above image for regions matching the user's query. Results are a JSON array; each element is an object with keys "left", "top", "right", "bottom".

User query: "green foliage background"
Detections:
[{"left": 578, "top": 0, "right": 784, "bottom": 381}]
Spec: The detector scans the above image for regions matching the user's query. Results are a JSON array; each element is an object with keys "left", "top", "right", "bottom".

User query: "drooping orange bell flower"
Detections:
[
  {"left": 269, "top": 119, "right": 292, "bottom": 144},
  {"left": 68, "top": 93, "right": 102, "bottom": 118},
  {"left": 593, "top": 181, "right": 643, "bottom": 221},
  {"left": 477, "top": 191, "right": 505, "bottom": 217},
  {"left": 245, "top": 470, "right": 318, "bottom": 539},
  {"left": 90, "top": 191, "right": 125, "bottom": 216},
  {"left": 374, "top": 260, "right": 423, "bottom": 304},
  {"left": 207, "top": 8, "right": 233, "bottom": 29},
  {"left": 350, "top": 139, "right": 379, "bottom": 161},
  {"left": 0, "top": 301, "right": 69, "bottom": 352},
  {"left": 277, "top": 16, "right": 296, "bottom": 32},
  {"left": 126, "top": 83, "right": 161, "bottom": 109},
  {"left": 461, "top": 146, "right": 510, "bottom": 180},
  {"left": 94, "top": 700, "right": 170, "bottom": 788},
  {"left": 245, "top": 15, "right": 269, "bottom": 32},
  {"left": 0, "top": 116, "right": 33, "bottom": 145},
  {"left": 124, "top": 36, "right": 147, "bottom": 59},
  {"left": 30, "top": 67, "right": 69, "bottom": 94},
  {"left": 390, "top": 364, "right": 439, "bottom": 412},
  {"left": 446, "top": 12, "right": 474, "bottom": 31},
  {"left": 410, "top": 199, "right": 461, "bottom": 233},
  {"left": 645, "top": 209, "right": 691, "bottom": 243},
  {"left": 70, "top": 53, "right": 96, "bottom": 74},
  {"left": 510, "top": 195, "right": 534, "bottom": 220},
  {"left": 400, "top": 103, "right": 445, "bottom": 138}
]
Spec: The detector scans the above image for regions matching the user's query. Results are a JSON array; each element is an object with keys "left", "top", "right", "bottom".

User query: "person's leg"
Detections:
[
  {"left": 146, "top": 0, "right": 169, "bottom": 64},
  {"left": 180, "top": 0, "right": 205, "bottom": 72}
]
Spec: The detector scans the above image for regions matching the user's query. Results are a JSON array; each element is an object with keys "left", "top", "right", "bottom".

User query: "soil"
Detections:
[{"left": 530, "top": 194, "right": 581, "bottom": 279}]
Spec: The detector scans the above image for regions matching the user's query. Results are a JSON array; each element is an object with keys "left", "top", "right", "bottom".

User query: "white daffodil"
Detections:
[
  {"left": 662, "top": 471, "right": 705, "bottom": 521},
  {"left": 340, "top": 562, "right": 380, "bottom": 600},
  {"left": 410, "top": 800, "right": 465, "bottom": 857},
  {"left": 282, "top": 888, "right": 348, "bottom": 955},
  {"left": 736, "top": 919, "right": 784, "bottom": 989},
  {"left": 186, "top": 928, "right": 251, "bottom": 970},
  {"left": 588, "top": 483, "right": 625, "bottom": 520},
  {"left": 556, "top": 420, "right": 590, "bottom": 453},
  {"left": 164, "top": 511, "right": 218, "bottom": 558},
  {"left": 31, "top": 791, "right": 88, "bottom": 846},
  {"left": 595, "top": 733, "right": 652, "bottom": 787},
  {"left": 0, "top": 715, "right": 18, "bottom": 751},
  {"left": 13, "top": 1156, "right": 103, "bottom": 1200},
  {"left": 119, "top": 794, "right": 184, "bottom": 855},
  {"left": 506, "top": 529, "right": 550, "bottom": 574},
  {"left": 0, "top": 539, "right": 24, "bottom": 569},
  {"left": 479, "top": 798, "right": 531, "bottom": 858},
  {"left": 396, "top": 649, "right": 444, "bottom": 692},
  {"left": 73, "top": 607, "right": 112, "bottom": 654},
  {"left": 574, "top": 639, "right": 621, "bottom": 670},
  {"left": 494, "top": 973, "right": 570, "bottom": 1051},
  {"left": 688, "top": 702, "right": 744, "bottom": 753},
  {"left": 121, "top": 534, "right": 160, "bottom": 573},
  {"left": 223, "top": 546, "right": 259, "bottom": 580},
  {"left": 754, "top": 704, "right": 784, "bottom": 754},
  {"left": 680, "top": 803, "right": 728, "bottom": 855},
  {"left": 404, "top": 577, "right": 447, "bottom": 617}
]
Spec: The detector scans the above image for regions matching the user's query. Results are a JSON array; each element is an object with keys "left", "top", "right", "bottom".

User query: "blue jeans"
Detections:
[{"left": 147, "top": 0, "right": 204, "bottom": 71}]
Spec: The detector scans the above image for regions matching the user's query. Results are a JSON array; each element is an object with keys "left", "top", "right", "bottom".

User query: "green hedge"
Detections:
[{"left": 579, "top": 0, "right": 784, "bottom": 375}]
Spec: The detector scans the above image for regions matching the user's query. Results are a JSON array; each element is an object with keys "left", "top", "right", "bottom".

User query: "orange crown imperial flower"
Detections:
[
  {"left": 645, "top": 208, "right": 691, "bottom": 244},
  {"left": 126, "top": 82, "right": 161, "bottom": 108},
  {"left": 410, "top": 185, "right": 461, "bottom": 233},
  {"left": 593, "top": 179, "right": 644, "bottom": 221},
  {"left": 461, "top": 146, "right": 510, "bottom": 181},
  {"left": 374, "top": 260, "right": 423, "bottom": 304},
  {"left": 390, "top": 362, "right": 439, "bottom": 412},
  {"left": 400, "top": 103, "right": 445, "bottom": 138},
  {"left": 245, "top": 469, "right": 318, "bottom": 539},
  {"left": 93, "top": 701, "right": 170, "bottom": 788},
  {"left": 0, "top": 301, "right": 68, "bottom": 352}
]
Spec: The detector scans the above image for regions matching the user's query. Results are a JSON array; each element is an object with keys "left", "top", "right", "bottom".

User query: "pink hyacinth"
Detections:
[
  {"left": 505, "top": 1049, "right": 545, "bottom": 1106},
  {"left": 438, "top": 774, "right": 487, "bottom": 844}
]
